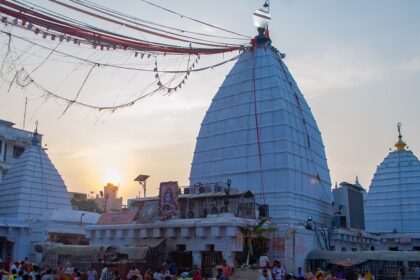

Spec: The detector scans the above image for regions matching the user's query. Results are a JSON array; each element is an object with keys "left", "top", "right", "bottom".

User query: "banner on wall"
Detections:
[{"left": 159, "top": 181, "right": 178, "bottom": 217}]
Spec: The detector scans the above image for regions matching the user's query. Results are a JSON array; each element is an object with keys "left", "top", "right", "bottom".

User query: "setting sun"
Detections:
[{"left": 103, "top": 170, "right": 122, "bottom": 186}]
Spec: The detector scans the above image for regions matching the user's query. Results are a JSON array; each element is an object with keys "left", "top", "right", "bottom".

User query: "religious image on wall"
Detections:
[{"left": 159, "top": 181, "right": 178, "bottom": 216}]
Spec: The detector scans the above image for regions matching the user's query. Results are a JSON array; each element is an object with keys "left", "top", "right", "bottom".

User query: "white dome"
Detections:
[
  {"left": 365, "top": 148, "right": 420, "bottom": 233},
  {"left": 189, "top": 41, "right": 332, "bottom": 225}
]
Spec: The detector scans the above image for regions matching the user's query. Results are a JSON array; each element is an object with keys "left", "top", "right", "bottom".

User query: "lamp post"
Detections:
[
  {"left": 100, "top": 191, "right": 110, "bottom": 213},
  {"left": 79, "top": 213, "right": 85, "bottom": 225},
  {"left": 104, "top": 193, "right": 109, "bottom": 212},
  {"left": 134, "top": 174, "right": 150, "bottom": 198}
]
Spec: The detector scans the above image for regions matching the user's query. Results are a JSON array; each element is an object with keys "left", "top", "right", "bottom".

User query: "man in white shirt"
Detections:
[{"left": 259, "top": 252, "right": 270, "bottom": 268}]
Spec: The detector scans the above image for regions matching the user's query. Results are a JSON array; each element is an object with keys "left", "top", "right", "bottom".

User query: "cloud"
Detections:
[
  {"left": 397, "top": 54, "right": 420, "bottom": 78},
  {"left": 287, "top": 44, "right": 386, "bottom": 97}
]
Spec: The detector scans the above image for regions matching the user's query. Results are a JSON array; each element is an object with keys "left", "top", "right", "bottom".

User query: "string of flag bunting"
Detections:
[{"left": 0, "top": 0, "right": 249, "bottom": 115}]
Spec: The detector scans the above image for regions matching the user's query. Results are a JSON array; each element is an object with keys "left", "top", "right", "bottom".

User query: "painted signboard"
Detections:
[{"left": 159, "top": 181, "right": 178, "bottom": 217}]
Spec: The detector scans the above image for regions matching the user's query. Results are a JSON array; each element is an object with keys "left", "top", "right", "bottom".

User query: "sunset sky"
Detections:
[{"left": 1, "top": 0, "right": 419, "bottom": 202}]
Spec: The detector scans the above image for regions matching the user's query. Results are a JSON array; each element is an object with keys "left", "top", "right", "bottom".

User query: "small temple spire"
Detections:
[
  {"left": 395, "top": 122, "right": 407, "bottom": 152},
  {"left": 31, "top": 120, "right": 41, "bottom": 147}
]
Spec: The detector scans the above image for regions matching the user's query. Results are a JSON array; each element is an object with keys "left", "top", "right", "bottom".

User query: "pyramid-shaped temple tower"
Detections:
[
  {"left": 365, "top": 124, "right": 420, "bottom": 233},
  {"left": 0, "top": 128, "right": 72, "bottom": 219},
  {"left": 190, "top": 29, "right": 332, "bottom": 225}
]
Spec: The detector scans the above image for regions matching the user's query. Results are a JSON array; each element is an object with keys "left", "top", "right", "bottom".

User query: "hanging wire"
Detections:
[
  {"left": 46, "top": 0, "right": 243, "bottom": 48},
  {"left": 140, "top": 0, "right": 251, "bottom": 39},
  {"left": 42, "top": 0, "right": 247, "bottom": 46},
  {"left": 70, "top": 0, "right": 249, "bottom": 41}
]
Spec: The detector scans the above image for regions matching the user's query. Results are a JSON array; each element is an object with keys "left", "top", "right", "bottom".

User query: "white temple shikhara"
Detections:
[
  {"left": 0, "top": 126, "right": 72, "bottom": 218},
  {"left": 189, "top": 27, "right": 332, "bottom": 226},
  {"left": 365, "top": 123, "right": 420, "bottom": 233},
  {"left": 0, "top": 124, "right": 100, "bottom": 260}
]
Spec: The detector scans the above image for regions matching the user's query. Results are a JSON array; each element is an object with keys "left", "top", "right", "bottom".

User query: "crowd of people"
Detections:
[
  {"left": 2, "top": 257, "right": 420, "bottom": 280},
  {"left": 0, "top": 260, "right": 198, "bottom": 280},
  {"left": 255, "top": 253, "right": 377, "bottom": 280}
]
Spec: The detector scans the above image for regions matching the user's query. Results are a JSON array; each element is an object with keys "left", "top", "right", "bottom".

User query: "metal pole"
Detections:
[{"left": 23, "top": 97, "right": 28, "bottom": 129}]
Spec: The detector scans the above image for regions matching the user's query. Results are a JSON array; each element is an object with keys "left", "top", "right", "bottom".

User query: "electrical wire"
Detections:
[
  {"left": 140, "top": 0, "right": 250, "bottom": 39},
  {"left": 71, "top": 0, "right": 249, "bottom": 41}
]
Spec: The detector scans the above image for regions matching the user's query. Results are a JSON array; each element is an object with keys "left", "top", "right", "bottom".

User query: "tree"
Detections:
[
  {"left": 239, "top": 217, "right": 277, "bottom": 266},
  {"left": 71, "top": 197, "right": 102, "bottom": 213}
]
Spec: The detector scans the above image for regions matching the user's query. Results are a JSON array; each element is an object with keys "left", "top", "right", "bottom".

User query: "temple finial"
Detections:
[
  {"left": 395, "top": 122, "right": 406, "bottom": 152},
  {"left": 31, "top": 121, "right": 41, "bottom": 147},
  {"left": 355, "top": 176, "right": 362, "bottom": 187}
]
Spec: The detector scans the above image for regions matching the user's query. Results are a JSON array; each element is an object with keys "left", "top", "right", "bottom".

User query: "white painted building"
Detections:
[
  {"left": 87, "top": 212, "right": 254, "bottom": 267},
  {"left": 332, "top": 179, "right": 366, "bottom": 230},
  {"left": 189, "top": 29, "right": 332, "bottom": 226}
]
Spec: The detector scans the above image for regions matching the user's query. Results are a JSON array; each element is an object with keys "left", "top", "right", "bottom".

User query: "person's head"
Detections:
[
  {"left": 298, "top": 267, "right": 302, "bottom": 273},
  {"left": 18, "top": 271, "right": 24, "bottom": 277},
  {"left": 221, "top": 259, "right": 227, "bottom": 266}
]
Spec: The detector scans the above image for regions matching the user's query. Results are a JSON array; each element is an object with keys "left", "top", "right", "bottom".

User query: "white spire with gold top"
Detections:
[
  {"left": 0, "top": 124, "right": 72, "bottom": 219},
  {"left": 365, "top": 123, "right": 420, "bottom": 233},
  {"left": 190, "top": 3, "right": 332, "bottom": 225}
]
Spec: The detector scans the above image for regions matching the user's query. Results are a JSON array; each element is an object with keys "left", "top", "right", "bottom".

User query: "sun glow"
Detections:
[{"left": 103, "top": 170, "right": 122, "bottom": 186}]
